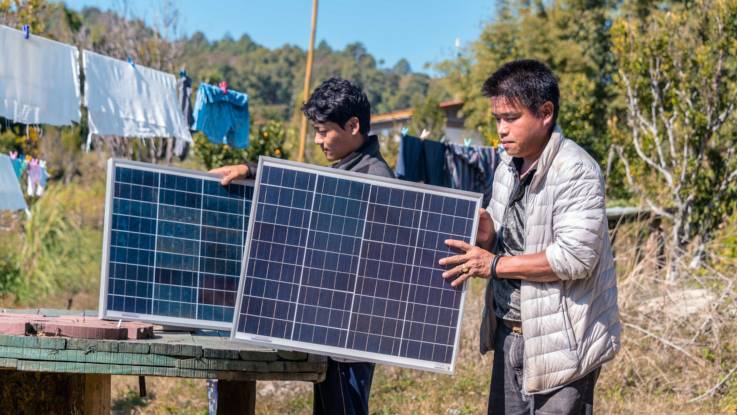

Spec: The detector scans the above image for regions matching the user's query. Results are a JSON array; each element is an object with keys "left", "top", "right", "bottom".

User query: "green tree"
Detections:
[
  {"left": 408, "top": 92, "right": 447, "bottom": 140},
  {"left": 611, "top": 0, "right": 737, "bottom": 277},
  {"left": 194, "top": 121, "right": 291, "bottom": 170},
  {"left": 438, "top": 0, "right": 618, "bottom": 167}
]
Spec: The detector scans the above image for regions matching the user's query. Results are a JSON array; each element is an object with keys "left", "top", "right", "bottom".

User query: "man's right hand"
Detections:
[
  {"left": 209, "top": 164, "right": 250, "bottom": 186},
  {"left": 476, "top": 208, "right": 496, "bottom": 250}
]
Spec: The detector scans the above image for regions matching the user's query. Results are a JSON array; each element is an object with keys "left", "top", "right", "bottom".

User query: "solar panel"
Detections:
[
  {"left": 232, "top": 157, "right": 482, "bottom": 373},
  {"left": 98, "top": 159, "right": 254, "bottom": 330}
]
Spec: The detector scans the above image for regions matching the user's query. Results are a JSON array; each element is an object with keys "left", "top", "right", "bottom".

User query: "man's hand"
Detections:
[
  {"left": 209, "top": 164, "right": 250, "bottom": 186},
  {"left": 476, "top": 208, "right": 496, "bottom": 249},
  {"left": 439, "top": 240, "right": 495, "bottom": 287}
]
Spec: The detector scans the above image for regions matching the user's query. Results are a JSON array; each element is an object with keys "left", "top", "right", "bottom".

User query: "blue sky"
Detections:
[{"left": 58, "top": 0, "right": 496, "bottom": 75}]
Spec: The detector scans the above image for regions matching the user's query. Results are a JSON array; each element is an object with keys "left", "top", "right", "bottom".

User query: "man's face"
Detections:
[
  {"left": 312, "top": 118, "right": 363, "bottom": 161},
  {"left": 490, "top": 97, "right": 554, "bottom": 159}
]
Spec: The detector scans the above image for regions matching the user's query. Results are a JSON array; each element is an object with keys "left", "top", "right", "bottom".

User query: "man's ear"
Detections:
[
  {"left": 540, "top": 101, "right": 555, "bottom": 126},
  {"left": 346, "top": 117, "right": 361, "bottom": 135}
]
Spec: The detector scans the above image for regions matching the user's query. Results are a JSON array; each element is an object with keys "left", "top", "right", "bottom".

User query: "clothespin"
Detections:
[
  {"left": 127, "top": 56, "right": 135, "bottom": 68},
  {"left": 400, "top": 127, "right": 409, "bottom": 137},
  {"left": 420, "top": 129, "right": 431, "bottom": 139},
  {"left": 22, "top": 24, "right": 30, "bottom": 39},
  {"left": 9, "top": 151, "right": 17, "bottom": 159},
  {"left": 463, "top": 137, "right": 473, "bottom": 147},
  {"left": 179, "top": 67, "right": 187, "bottom": 77},
  {"left": 218, "top": 81, "right": 228, "bottom": 93}
]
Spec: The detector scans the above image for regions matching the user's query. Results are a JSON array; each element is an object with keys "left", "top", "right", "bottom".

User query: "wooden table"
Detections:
[{"left": 0, "top": 311, "right": 326, "bottom": 414}]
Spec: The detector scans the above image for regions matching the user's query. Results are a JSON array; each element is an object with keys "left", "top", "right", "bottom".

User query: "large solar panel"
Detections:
[
  {"left": 98, "top": 159, "right": 254, "bottom": 330},
  {"left": 232, "top": 157, "right": 482, "bottom": 373}
]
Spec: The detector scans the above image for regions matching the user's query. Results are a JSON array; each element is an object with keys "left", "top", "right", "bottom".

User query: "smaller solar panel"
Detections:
[
  {"left": 99, "top": 159, "right": 254, "bottom": 330},
  {"left": 232, "top": 157, "right": 482, "bottom": 373}
]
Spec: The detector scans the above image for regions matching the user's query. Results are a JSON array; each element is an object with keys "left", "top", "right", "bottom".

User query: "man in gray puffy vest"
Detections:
[{"left": 440, "top": 59, "right": 620, "bottom": 414}]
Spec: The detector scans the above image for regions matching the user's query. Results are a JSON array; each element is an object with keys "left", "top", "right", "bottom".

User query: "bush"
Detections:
[
  {"left": 13, "top": 178, "right": 104, "bottom": 303},
  {"left": 193, "top": 120, "right": 290, "bottom": 170}
]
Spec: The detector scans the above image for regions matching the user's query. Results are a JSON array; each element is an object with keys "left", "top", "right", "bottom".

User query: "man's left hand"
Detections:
[{"left": 439, "top": 240, "right": 495, "bottom": 287}]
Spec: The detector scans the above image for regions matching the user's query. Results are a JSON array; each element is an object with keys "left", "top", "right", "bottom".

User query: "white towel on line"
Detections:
[
  {"left": 83, "top": 49, "right": 192, "bottom": 145},
  {"left": 0, "top": 24, "right": 81, "bottom": 126}
]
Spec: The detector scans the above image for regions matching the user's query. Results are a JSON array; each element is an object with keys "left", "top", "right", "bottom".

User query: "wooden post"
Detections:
[
  {"left": 84, "top": 374, "right": 111, "bottom": 415},
  {"left": 217, "top": 379, "right": 256, "bottom": 415},
  {"left": 297, "top": 0, "right": 319, "bottom": 162},
  {"left": 0, "top": 371, "right": 109, "bottom": 414}
]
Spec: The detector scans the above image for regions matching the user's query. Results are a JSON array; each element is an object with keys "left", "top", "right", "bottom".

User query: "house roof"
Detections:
[{"left": 370, "top": 99, "right": 465, "bottom": 124}]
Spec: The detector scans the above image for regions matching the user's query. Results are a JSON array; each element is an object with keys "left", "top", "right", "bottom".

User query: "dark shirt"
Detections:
[
  {"left": 493, "top": 157, "right": 536, "bottom": 322},
  {"left": 245, "top": 135, "right": 393, "bottom": 180},
  {"left": 332, "top": 135, "right": 394, "bottom": 178}
]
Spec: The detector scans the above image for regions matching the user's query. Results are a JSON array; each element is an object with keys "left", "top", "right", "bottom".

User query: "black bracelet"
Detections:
[{"left": 491, "top": 255, "right": 503, "bottom": 279}]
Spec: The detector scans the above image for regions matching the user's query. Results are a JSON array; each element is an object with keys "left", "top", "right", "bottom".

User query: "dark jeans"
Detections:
[
  {"left": 489, "top": 320, "right": 600, "bottom": 415},
  {"left": 313, "top": 358, "right": 375, "bottom": 415}
]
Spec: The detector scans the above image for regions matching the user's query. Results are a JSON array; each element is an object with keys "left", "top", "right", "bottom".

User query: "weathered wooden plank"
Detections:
[
  {"left": 178, "top": 358, "right": 325, "bottom": 373},
  {"left": 65, "top": 337, "right": 152, "bottom": 355},
  {"left": 178, "top": 358, "right": 274, "bottom": 372},
  {"left": 0, "top": 334, "right": 67, "bottom": 350},
  {"left": 277, "top": 350, "right": 310, "bottom": 361},
  {"left": 149, "top": 342, "right": 202, "bottom": 358},
  {"left": 66, "top": 338, "right": 118, "bottom": 353},
  {"left": 10, "top": 358, "right": 324, "bottom": 381},
  {"left": 0, "top": 346, "right": 176, "bottom": 367},
  {"left": 238, "top": 350, "right": 281, "bottom": 362},
  {"left": 202, "top": 347, "right": 240, "bottom": 360},
  {"left": 0, "top": 357, "right": 18, "bottom": 368},
  {"left": 117, "top": 341, "right": 151, "bottom": 354}
]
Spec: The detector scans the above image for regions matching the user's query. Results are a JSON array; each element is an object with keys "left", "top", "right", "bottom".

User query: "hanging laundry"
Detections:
[
  {"left": 0, "top": 154, "right": 28, "bottom": 211},
  {"left": 395, "top": 134, "right": 449, "bottom": 187},
  {"left": 0, "top": 24, "right": 81, "bottom": 126},
  {"left": 174, "top": 72, "right": 194, "bottom": 158},
  {"left": 37, "top": 160, "right": 48, "bottom": 196},
  {"left": 193, "top": 83, "right": 250, "bottom": 149},
  {"left": 423, "top": 139, "right": 449, "bottom": 187},
  {"left": 177, "top": 72, "right": 195, "bottom": 128},
  {"left": 445, "top": 143, "right": 499, "bottom": 208},
  {"left": 396, "top": 135, "right": 425, "bottom": 182},
  {"left": 82, "top": 50, "right": 192, "bottom": 147},
  {"left": 26, "top": 158, "right": 41, "bottom": 197},
  {"left": 8, "top": 151, "right": 23, "bottom": 179}
]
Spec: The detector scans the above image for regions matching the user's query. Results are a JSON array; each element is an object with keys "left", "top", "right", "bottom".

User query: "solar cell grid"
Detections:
[
  {"left": 233, "top": 157, "right": 481, "bottom": 373},
  {"left": 99, "top": 159, "right": 254, "bottom": 330}
]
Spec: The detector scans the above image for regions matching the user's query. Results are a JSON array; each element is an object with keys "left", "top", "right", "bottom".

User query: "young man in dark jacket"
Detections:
[{"left": 211, "top": 77, "right": 393, "bottom": 415}]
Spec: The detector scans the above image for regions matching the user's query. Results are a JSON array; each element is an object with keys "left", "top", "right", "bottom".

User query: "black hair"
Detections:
[
  {"left": 301, "top": 77, "right": 371, "bottom": 135},
  {"left": 482, "top": 59, "right": 559, "bottom": 123}
]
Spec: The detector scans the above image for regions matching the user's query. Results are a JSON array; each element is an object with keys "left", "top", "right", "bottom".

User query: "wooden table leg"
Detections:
[
  {"left": 84, "top": 374, "right": 111, "bottom": 414},
  {"left": 217, "top": 379, "right": 256, "bottom": 415}
]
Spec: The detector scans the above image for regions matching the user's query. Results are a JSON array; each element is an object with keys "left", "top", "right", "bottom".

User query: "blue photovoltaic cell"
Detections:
[
  {"left": 102, "top": 161, "right": 254, "bottom": 328},
  {"left": 234, "top": 161, "right": 480, "bottom": 370}
]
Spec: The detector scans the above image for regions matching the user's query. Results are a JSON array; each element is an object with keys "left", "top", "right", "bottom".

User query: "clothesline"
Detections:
[
  {"left": 0, "top": 24, "right": 250, "bottom": 153},
  {"left": 396, "top": 134, "right": 499, "bottom": 208}
]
